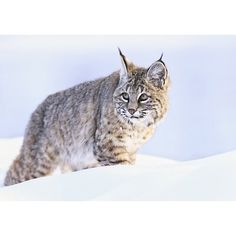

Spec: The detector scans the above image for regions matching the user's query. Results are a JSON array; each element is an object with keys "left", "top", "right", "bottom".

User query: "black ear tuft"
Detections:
[
  {"left": 159, "top": 53, "right": 164, "bottom": 62},
  {"left": 118, "top": 47, "right": 128, "bottom": 73}
]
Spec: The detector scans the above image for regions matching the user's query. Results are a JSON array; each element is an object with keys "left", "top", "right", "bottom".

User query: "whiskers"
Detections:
[
  {"left": 117, "top": 106, "right": 149, "bottom": 125},
  {"left": 139, "top": 109, "right": 148, "bottom": 118}
]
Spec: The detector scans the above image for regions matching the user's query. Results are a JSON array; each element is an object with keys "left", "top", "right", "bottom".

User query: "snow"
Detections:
[{"left": 0, "top": 138, "right": 236, "bottom": 200}]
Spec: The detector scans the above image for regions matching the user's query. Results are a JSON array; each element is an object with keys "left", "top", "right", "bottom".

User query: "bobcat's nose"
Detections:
[{"left": 128, "top": 109, "right": 136, "bottom": 115}]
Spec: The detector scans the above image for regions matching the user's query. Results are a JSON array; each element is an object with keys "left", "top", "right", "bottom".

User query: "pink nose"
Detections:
[{"left": 128, "top": 109, "right": 136, "bottom": 115}]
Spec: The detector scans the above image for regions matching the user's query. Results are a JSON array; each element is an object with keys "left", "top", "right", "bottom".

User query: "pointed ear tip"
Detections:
[
  {"left": 117, "top": 47, "right": 123, "bottom": 56},
  {"left": 159, "top": 53, "right": 164, "bottom": 61}
]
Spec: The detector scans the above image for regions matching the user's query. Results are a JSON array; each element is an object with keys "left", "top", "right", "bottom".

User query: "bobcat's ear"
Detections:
[
  {"left": 118, "top": 48, "right": 133, "bottom": 85},
  {"left": 147, "top": 55, "right": 168, "bottom": 88},
  {"left": 118, "top": 48, "right": 129, "bottom": 77}
]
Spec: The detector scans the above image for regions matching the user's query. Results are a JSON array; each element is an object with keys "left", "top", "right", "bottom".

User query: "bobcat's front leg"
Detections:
[{"left": 94, "top": 136, "right": 135, "bottom": 166}]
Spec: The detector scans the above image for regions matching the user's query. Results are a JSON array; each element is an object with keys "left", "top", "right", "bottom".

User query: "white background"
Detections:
[{"left": 0, "top": 36, "right": 235, "bottom": 160}]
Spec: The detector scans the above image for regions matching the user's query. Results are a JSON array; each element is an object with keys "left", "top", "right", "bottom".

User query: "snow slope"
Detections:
[{"left": 0, "top": 138, "right": 235, "bottom": 200}]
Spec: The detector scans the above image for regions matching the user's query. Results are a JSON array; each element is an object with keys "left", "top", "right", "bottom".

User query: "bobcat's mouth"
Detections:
[
  {"left": 126, "top": 111, "right": 148, "bottom": 121},
  {"left": 130, "top": 115, "right": 139, "bottom": 119},
  {"left": 116, "top": 107, "right": 148, "bottom": 123}
]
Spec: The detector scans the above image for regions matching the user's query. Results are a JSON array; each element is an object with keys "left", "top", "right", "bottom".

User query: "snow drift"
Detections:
[{"left": 0, "top": 138, "right": 235, "bottom": 200}]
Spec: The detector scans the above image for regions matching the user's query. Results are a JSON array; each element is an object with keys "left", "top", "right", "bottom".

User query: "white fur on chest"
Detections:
[{"left": 60, "top": 140, "right": 98, "bottom": 172}]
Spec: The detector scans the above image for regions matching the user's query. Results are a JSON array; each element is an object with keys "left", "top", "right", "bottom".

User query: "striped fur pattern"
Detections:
[{"left": 4, "top": 49, "right": 170, "bottom": 186}]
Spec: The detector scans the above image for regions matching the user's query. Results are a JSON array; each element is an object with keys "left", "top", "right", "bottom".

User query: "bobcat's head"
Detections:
[{"left": 113, "top": 49, "right": 170, "bottom": 126}]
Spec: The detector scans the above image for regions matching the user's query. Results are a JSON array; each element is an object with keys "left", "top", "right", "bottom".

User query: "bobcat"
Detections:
[{"left": 4, "top": 49, "right": 170, "bottom": 186}]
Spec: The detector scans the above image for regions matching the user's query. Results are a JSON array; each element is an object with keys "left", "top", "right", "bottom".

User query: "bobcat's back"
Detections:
[{"left": 4, "top": 73, "right": 119, "bottom": 185}]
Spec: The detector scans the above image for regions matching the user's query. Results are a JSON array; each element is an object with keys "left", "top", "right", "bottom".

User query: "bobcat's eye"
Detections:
[
  {"left": 121, "top": 92, "right": 129, "bottom": 102},
  {"left": 138, "top": 93, "right": 149, "bottom": 102}
]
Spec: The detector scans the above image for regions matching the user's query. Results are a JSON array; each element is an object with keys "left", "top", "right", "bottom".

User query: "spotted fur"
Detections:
[{"left": 4, "top": 49, "right": 170, "bottom": 186}]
